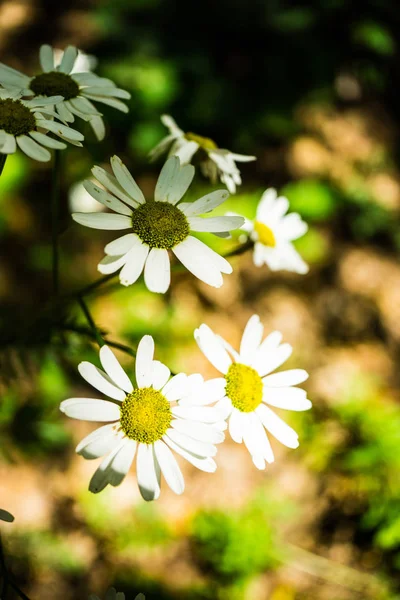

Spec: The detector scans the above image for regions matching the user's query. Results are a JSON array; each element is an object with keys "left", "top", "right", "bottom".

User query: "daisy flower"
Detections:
[
  {"left": 0, "top": 508, "right": 14, "bottom": 522},
  {"left": 0, "top": 89, "right": 83, "bottom": 161},
  {"left": 149, "top": 115, "right": 256, "bottom": 194},
  {"left": 0, "top": 44, "right": 131, "bottom": 141},
  {"left": 240, "top": 188, "right": 309, "bottom": 274},
  {"left": 72, "top": 155, "right": 243, "bottom": 292},
  {"left": 194, "top": 315, "right": 311, "bottom": 470},
  {"left": 89, "top": 589, "right": 144, "bottom": 600},
  {"left": 60, "top": 337, "right": 224, "bottom": 501}
]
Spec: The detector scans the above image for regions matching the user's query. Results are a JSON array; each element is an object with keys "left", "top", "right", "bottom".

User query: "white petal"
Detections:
[
  {"left": 263, "top": 369, "right": 309, "bottom": 387},
  {"left": 154, "top": 440, "right": 184, "bottom": 495},
  {"left": 173, "top": 236, "right": 232, "bottom": 288},
  {"left": 89, "top": 115, "right": 106, "bottom": 141},
  {"left": 83, "top": 180, "right": 133, "bottom": 216},
  {"left": 188, "top": 215, "right": 243, "bottom": 233},
  {"left": 56, "top": 101, "right": 75, "bottom": 122},
  {"left": 171, "top": 140, "right": 198, "bottom": 164},
  {"left": 163, "top": 434, "right": 217, "bottom": 472},
  {"left": 179, "top": 189, "right": 230, "bottom": 216},
  {"left": 59, "top": 46, "right": 78, "bottom": 73},
  {"left": 151, "top": 360, "right": 170, "bottom": 390},
  {"left": 29, "top": 131, "right": 66, "bottom": 150},
  {"left": 0, "top": 63, "right": 30, "bottom": 87},
  {"left": 16, "top": 135, "right": 51, "bottom": 162},
  {"left": 98, "top": 253, "right": 129, "bottom": 275},
  {"left": 229, "top": 152, "right": 256, "bottom": 162},
  {"left": 256, "top": 404, "right": 299, "bottom": 449},
  {"left": 110, "top": 155, "right": 145, "bottom": 205},
  {"left": 239, "top": 315, "right": 264, "bottom": 365},
  {"left": 84, "top": 86, "right": 130, "bottom": 99},
  {"left": 1, "top": 133, "right": 16, "bottom": 154},
  {"left": 229, "top": 409, "right": 244, "bottom": 443},
  {"left": 280, "top": 212, "right": 308, "bottom": 241},
  {"left": 76, "top": 423, "right": 121, "bottom": 459},
  {"left": 194, "top": 324, "right": 232, "bottom": 374},
  {"left": 263, "top": 387, "right": 312, "bottom": 411},
  {"left": 100, "top": 345, "right": 133, "bottom": 393},
  {"left": 39, "top": 44, "right": 55, "bottom": 72},
  {"left": 180, "top": 377, "right": 227, "bottom": 407},
  {"left": 78, "top": 362, "right": 126, "bottom": 401},
  {"left": 136, "top": 443, "right": 161, "bottom": 501},
  {"left": 253, "top": 343, "right": 292, "bottom": 378},
  {"left": 166, "top": 428, "right": 217, "bottom": 457},
  {"left": 161, "top": 114, "right": 184, "bottom": 136},
  {"left": 251, "top": 331, "right": 283, "bottom": 370},
  {"left": 104, "top": 233, "right": 139, "bottom": 256},
  {"left": 92, "top": 165, "right": 140, "bottom": 208},
  {"left": 214, "top": 396, "right": 233, "bottom": 420},
  {"left": 119, "top": 243, "right": 149, "bottom": 286},
  {"left": 82, "top": 93, "right": 129, "bottom": 112},
  {"left": 135, "top": 335, "right": 154, "bottom": 388},
  {"left": 144, "top": 248, "right": 170, "bottom": 293},
  {"left": 162, "top": 373, "right": 188, "bottom": 401},
  {"left": 89, "top": 439, "right": 136, "bottom": 493},
  {"left": 72, "top": 212, "right": 132, "bottom": 230},
  {"left": 36, "top": 119, "right": 84, "bottom": 141},
  {"left": 172, "top": 405, "right": 220, "bottom": 423},
  {"left": 171, "top": 419, "right": 224, "bottom": 444},
  {"left": 60, "top": 398, "right": 120, "bottom": 421}
]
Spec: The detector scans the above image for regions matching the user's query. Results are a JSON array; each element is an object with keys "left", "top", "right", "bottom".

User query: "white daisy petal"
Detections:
[
  {"left": 194, "top": 324, "right": 232, "bottom": 374},
  {"left": 163, "top": 434, "right": 217, "bottom": 472},
  {"left": 89, "top": 439, "right": 135, "bottom": 493},
  {"left": 1, "top": 133, "right": 16, "bottom": 154},
  {"left": 263, "top": 369, "right": 309, "bottom": 387},
  {"left": 39, "top": 44, "right": 55, "bottom": 72},
  {"left": 162, "top": 373, "right": 188, "bottom": 402},
  {"left": 172, "top": 140, "right": 199, "bottom": 164},
  {"left": 98, "top": 253, "right": 130, "bottom": 275},
  {"left": 154, "top": 440, "right": 184, "bottom": 495},
  {"left": 0, "top": 63, "right": 30, "bottom": 87},
  {"left": 110, "top": 155, "right": 145, "bottom": 205},
  {"left": 135, "top": 335, "right": 154, "bottom": 388},
  {"left": 58, "top": 46, "right": 78, "bottom": 73},
  {"left": 104, "top": 233, "right": 140, "bottom": 256},
  {"left": 167, "top": 163, "right": 195, "bottom": 205},
  {"left": 29, "top": 131, "right": 66, "bottom": 150},
  {"left": 78, "top": 362, "right": 126, "bottom": 401},
  {"left": 171, "top": 419, "right": 224, "bottom": 444},
  {"left": 82, "top": 94, "right": 129, "bottom": 112},
  {"left": 16, "top": 135, "right": 51, "bottom": 162},
  {"left": 76, "top": 423, "right": 121, "bottom": 459},
  {"left": 263, "top": 387, "right": 312, "bottom": 411},
  {"left": 214, "top": 396, "right": 233, "bottom": 420},
  {"left": 239, "top": 315, "right": 264, "bottom": 365},
  {"left": 99, "top": 345, "right": 133, "bottom": 393},
  {"left": 60, "top": 398, "right": 121, "bottom": 421},
  {"left": 173, "top": 236, "right": 231, "bottom": 288},
  {"left": 83, "top": 180, "right": 133, "bottom": 216},
  {"left": 187, "top": 215, "right": 244, "bottom": 233},
  {"left": 166, "top": 428, "right": 217, "bottom": 457},
  {"left": 36, "top": 119, "right": 84, "bottom": 141},
  {"left": 144, "top": 248, "right": 170, "bottom": 293},
  {"left": 228, "top": 408, "right": 244, "bottom": 443},
  {"left": 89, "top": 115, "right": 106, "bottom": 141},
  {"left": 252, "top": 343, "right": 293, "bottom": 378},
  {"left": 172, "top": 405, "right": 220, "bottom": 423},
  {"left": 154, "top": 155, "right": 180, "bottom": 203},
  {"left": 179, "top": 190, "right": 230, "bottom": 216},
  {"left": 256, "top": 404, "right": 299, "bottom": 449},
  {"left": 136, "top": 443, "right": 161, "bottom": 501},
  {"left": 92, "top": 165, "right": 139, "bottom": 208},
  {"left": 151, "top": 360, "right": 170, "bottom": 391},
  {"left": 72, "top": 212, "right": 132, "bottom": 230},
  {"left": 119, "top": 243, "right": 149, "bottom": 286}
]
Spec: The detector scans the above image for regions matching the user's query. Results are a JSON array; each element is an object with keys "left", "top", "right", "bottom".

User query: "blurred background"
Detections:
[{"left": 2, "top": 0, "right": 400, "bottom": 598}]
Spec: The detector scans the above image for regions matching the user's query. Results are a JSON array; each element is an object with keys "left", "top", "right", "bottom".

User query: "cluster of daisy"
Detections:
[{"left": 0, "top": 45, "right": 312, "bottom": 511}]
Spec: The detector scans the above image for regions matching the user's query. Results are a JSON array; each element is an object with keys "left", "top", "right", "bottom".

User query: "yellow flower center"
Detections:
[
  {"left": 0, "top": 98, "right": 36, "bottom": 136},
  {"left": 225, "top": 363, "right": 263, "bottom": 413},
  {"left": 185, "top": 131, "right": 218, "bottom": 151},
  {"left": 119, "top": 387, "right": 172, "bottom": 444},
  {"left": 254, "top": 221, "right": 276, "bottom": 247},
  {"left": 131, "top": 200, "right": 190, "bottom": 249},
  {"left": 30, "top": 71, "right": 79, "bottom": 100}
]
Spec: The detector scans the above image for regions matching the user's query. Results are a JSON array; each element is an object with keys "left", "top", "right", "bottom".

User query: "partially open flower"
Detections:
[
  {"left": 149, "top": 115, "right": 256, "bottom": 194},
  {"left": 0, "top": 89, "right": 83, "bottom": 161},
  {"left": 72, "top": 155, "right": 243, "bottom": 292},
  {"left": 0, "top": 44, "right": 131, "bottom": 141}
]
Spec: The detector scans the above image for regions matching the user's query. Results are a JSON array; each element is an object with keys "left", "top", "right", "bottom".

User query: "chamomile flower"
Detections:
[
  {"left": 150, "top": 115, "right": 256, "bottom": 194},
  {"left": 0, "top": 508, "right": 14, "bottom": 522},
  {"left": 60, "top": 338, "right": 224, "bottom": 501},
  {"left": 72, "top": 155, "right": 243, "bottom": 292},
  {"left": 194, "top": 315, "right": 311, "bottom": 470},
  {"left": 89, "top": 589, "right": 144, "bottom": 600},
  {"left": 0, "top": 44, "right": 130, "bottom": 141},
  {"left": 238, "top": 188, "right": 309, "bottom": 274},
  {"left": 0, "top": 89, "right": 83, "bottom": 161}
]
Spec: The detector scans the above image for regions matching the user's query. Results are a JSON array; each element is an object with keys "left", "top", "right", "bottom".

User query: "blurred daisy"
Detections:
[
  {"left": 0, "top": 89, "right": 83, "bottom": 161},
  {"left": 60, "top": 338, "right": 224, "bottom": 501},
  {"left": 0, "top": 44, "right": 130, "bottom": 141},
  {"left": 72, "top": 155, "right": 243, "bottom": 292},
  {"left": 0, "top": 508, "right": 14, "bottom": 522},
  {"left": 195, "top": 315, "right": 311, "bottom": 470},
  {"left": 240, "top": 188, "right": 309, "bottom": 274},
  {"left": 149, "top": 115, "right": 256, "bottom": 194},
  {"left": 89, "top": 589, "right": 144, "bottom": 600}
]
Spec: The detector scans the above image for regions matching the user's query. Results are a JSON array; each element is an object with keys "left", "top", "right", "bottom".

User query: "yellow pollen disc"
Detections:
[
  {"left": 119, "top": 388, "right": 172, "bottom": 444},
  {"left": 185, "top": 131, "right": 218, "bottom": 151},
  {"left": 254, "top": 221, "right": 276, "bottom": 247},
  {"left": 225, "top": 363, "right": 263, "bottom": 413}
]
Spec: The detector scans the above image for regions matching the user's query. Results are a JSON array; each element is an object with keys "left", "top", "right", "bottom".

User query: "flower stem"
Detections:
[
  {"left": 51, "top": 150, "right": 62, "bottom": 296},
  {"left": 222, "top": 239, "right": 253, "bottom": 258},
  {"left": 78, "top": 296, "right": 104, "bottom": 348},
  {"left": 0, "top": 154, "right": 7, "bottom": 177}
]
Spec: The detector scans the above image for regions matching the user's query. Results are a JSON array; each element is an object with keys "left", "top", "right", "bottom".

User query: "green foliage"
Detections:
[
  {"left": 282, "top": 180, "right": 338, "bottom": 222},
  {"left": 353, "top": 21, "right": 395, "bottom": 56}
]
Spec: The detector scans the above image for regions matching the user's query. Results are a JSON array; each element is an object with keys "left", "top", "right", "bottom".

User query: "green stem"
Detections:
[
  {"left": 0, "top": 154, "right": 7, "bottom": 177},
  {"left": 223, "top": 239, "right": 253, "bottom": 258},
  {"left": 61, "top": 323, "right": 136, "bottom": 357},
  {"left": 78, "top": 296, "right": 104, "bottom": 348},
  {"left": 51, "top": 150, "right": 62, "bottom": 296},
  {"left": 73, "top": 272, "right": 118, "bottom": 299}
]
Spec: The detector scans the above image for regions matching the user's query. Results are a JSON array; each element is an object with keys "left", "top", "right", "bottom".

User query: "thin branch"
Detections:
[{"left": 77, "top": 297, "right": 104, "bottom": 348}]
